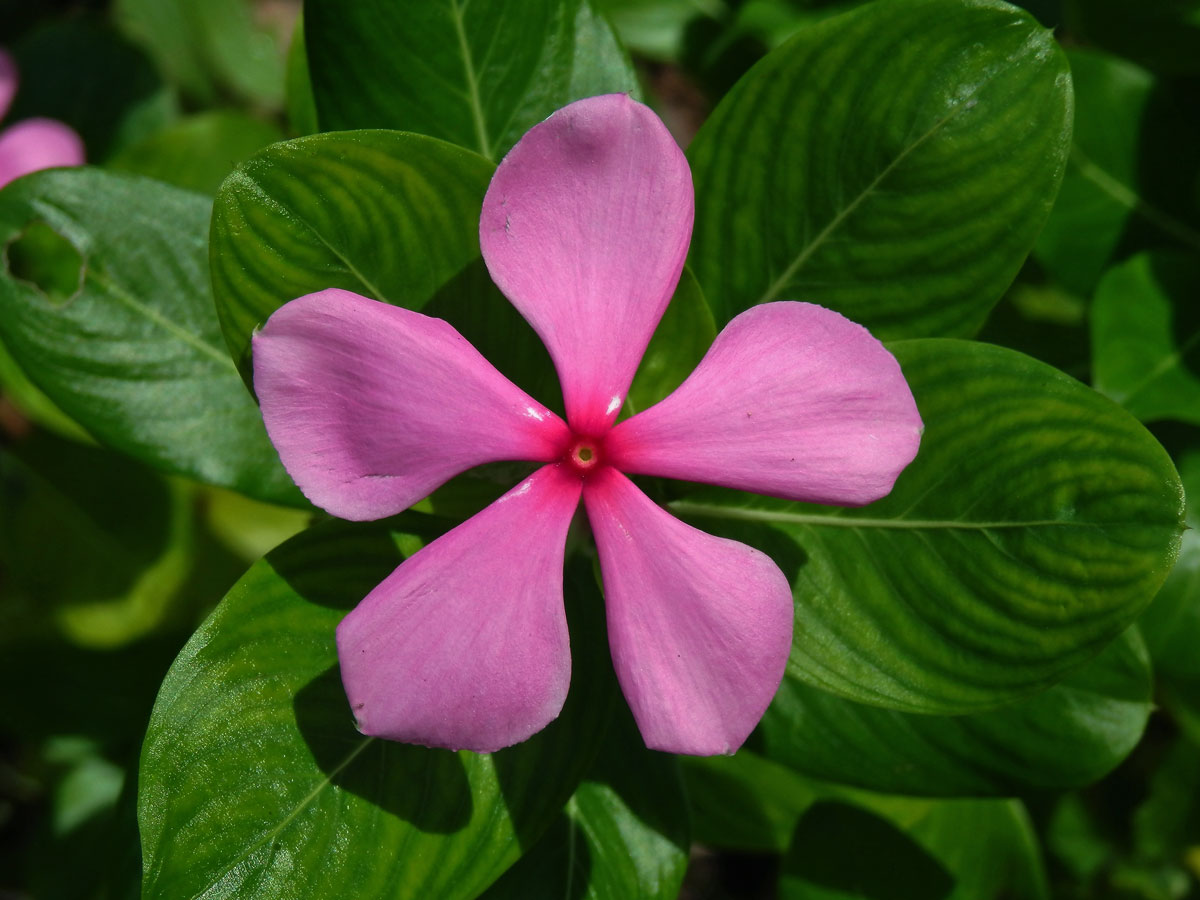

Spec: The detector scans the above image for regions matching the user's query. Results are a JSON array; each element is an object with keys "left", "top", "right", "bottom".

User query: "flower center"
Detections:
[{"left": 563, "top": 435, "right": 605, "bottom": 476}]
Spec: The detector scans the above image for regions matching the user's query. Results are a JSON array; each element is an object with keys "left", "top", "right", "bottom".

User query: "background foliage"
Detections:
[{"left": 1, "top": 0, "right": 1199, "bottom": 898}]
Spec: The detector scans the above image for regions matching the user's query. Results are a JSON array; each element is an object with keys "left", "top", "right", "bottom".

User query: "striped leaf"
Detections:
[
  {"left": 139, "top": 518, "right": 615, "bottom": 900},
  {"left": 757, "top": 626, "right": 1152, "bottom": 796},
  {"left": 0, "top": 169, "right": 297, "bottom": 504},
  {"left": 305, "top": 0, "right": 638, "bottom": 162},
  {"left": 686, "top": 0, "right": 1072, "bottom": 337},
  {"left": 672, "top": 339, "right": 1183, "bottom": 713},
  {"left": 209, "top": 131, "right": 495, "bottom": 378}
]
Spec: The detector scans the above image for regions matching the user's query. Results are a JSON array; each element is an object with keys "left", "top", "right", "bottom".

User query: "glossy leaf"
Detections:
[
  {"left": 686, "top": 0, "right": 1072, "bottom": 336},
  {"left": 672, "top": 339, "right": 1184, "bottom": 713},
  {"left": 756, "top": 627, "right": 1152, "bottom": 796},
  {"left": 139, "top": 519, "right": 616, "bottom": 900},
  {"left": 108, "top": 111, "right": 283, "bottom": 196},
  {"left": 1092, "top": 252, "right": 1200, "bottom": 425},
  {"left": 209, "top": 131, "right": 495, "bottom": 378},
  {"left": 1033, "top": 49, "right": 1154, "bottom": 297},
  {"left": 0, "top": 168, "right": 300, "bottom": 504},
  {"left": 1138, "top": 448, "right": 1200, "bottom": 682},
  {"left": 305, "top": 0, "right": 638, "bottom": 161},
  {"left": 482, "top": 711, "right": 689, "bottom": 900}
]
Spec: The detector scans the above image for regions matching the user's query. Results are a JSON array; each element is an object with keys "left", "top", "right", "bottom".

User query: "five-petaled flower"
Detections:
[
  {"left": 253, "top": 94, "right": 923, "bottom": 756},
  {"left": 0, "top": 48, "right": 84, "bottom": 189}
]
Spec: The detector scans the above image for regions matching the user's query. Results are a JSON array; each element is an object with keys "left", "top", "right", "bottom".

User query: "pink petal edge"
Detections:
[
  {"left": 253, "top": 288, "right": 570, "bottom": 521},
  {"left": 0, "top": 49, "right": 15, "bottom": 122},
  {"left": 337, "top": 464, "right": 582, "bottom": 753},
  {"left": 584, "top": 467, "right": 794, "bottom": 756},
  {"left": 0, "top": 118, "right": 85, "bottom": 190},
  {"left": 607, "top": 302, "right": 924, "bottom": 506},
  {"left": 480, "top": 93, "right": 693, "bottom": 436}
]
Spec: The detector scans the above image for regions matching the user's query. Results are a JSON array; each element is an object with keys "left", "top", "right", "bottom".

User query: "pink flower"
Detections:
[
  {"left": 0, "top": 48, "right": 85, "bottom": 190},
  {"left": 253, "top": 94, "right": 923, "bottom": 756}
]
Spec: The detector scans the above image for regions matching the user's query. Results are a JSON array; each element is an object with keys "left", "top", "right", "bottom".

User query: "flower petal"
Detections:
[
  {"left": 584, "top": 468, "right": 793, "bottom": 756},
  {"left": 480, "top": 93, "right": 693, "bottom": 435},
  {"left": 0, "top": 50, "right": 16, "bottom": 121},
  {"left": 607, "top": 302, "right": 923, "bottom": 505},
  {"left": 253, "top": 289, "right": 570, "bottom": 520},
  {"left": 0, "top": 118, "right": 85, "bottom": 189},
  {"left": 337, "top": 464, "right": 582, "bottom": 752}
]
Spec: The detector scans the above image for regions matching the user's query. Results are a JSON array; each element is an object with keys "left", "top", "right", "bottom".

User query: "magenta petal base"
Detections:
[
  {"left": 608, "top": 302, "right": 923, "bottom": 505},
  {"left": 337, "top": 465, "right": 583, "bottom": 753},
  {"left": 584, "top": 468, "right": 794, "bottom": 756}
]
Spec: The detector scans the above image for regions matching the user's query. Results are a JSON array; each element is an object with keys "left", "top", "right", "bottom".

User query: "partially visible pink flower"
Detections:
[
  {"left": 253, "top": 94, "right": 923, "bottom": 756},
  {"left": 0, "top": 48, "right": 85, "bottom": 190}
]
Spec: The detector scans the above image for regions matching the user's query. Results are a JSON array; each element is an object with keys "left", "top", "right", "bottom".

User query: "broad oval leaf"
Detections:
[
  {"left": 1092, "top": 252, "right": 1200, "bottom": 425},
  {"left": 209, "top": 130, "right": 495, "bottom": 379},
  {"left": 482, "top": 711, "right": 689, "bottom": 900},
  {"left": 686, "top": 0, "right": 1072, "bottom": 337},
  {"left": 139, "top": 518, "right": 615, "bottom": 900},
  {"left": 756, "top": 627, "right": 1152, "bottom": 796},
  {"left": 673, "top": 339, "right": 1183, "bottom": 713},
  {"left": 1138, "top": 448, "right": 1200, "bottom": 683},
  {"left": 0, "top": 169, "right": 299, "bottom": 505},
  {"left": 304, "top": 0, "right": 638, "bottom": 162}
]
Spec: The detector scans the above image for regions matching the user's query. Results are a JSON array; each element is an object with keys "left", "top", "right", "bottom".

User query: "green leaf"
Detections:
[
  {"left": 779, "top": 801, "right": 956, "bottom": 900},
  {"left": 1138, "top": 447, "right": 1200, "bottom": 682},
  {"left": 672, "top": 339, "right": 1184, "bottom": 713},
  {"left": 0, "top": 430, "right": 191, "bottom": 648},
  {"left": 626, "top": 268, "right": 716, "bottom": 417},
  {"left": 1092, "top": 252, "right": 1200, "bottom": 425},
  {"left": 138, "top": 520, "right": 616, "bottom": 900},
  {"left": 114, "top": 0, "right": 286, "bottom": 107},
  {"left": 482, "top": 710, "right": 689, "bottom": 900},
  {"left": 304, "top": 0, "right": 639, "bottom": 162},
  {"left": 108, "top": 112, "right": 284, "bottom": 196},
  {"left": 679, "top": 750, "right": 818, "bottom": 853},
  {"left": 0, "top": 168, "right": 300, "bottom": 505},
  {"left": 756, "top": 626, "right": 1152, "bottom": 796},
  {"left": 1033, "top": 49, "right": 1156, "bottom": 297},
  {"left": 209, "top": 131, "right": 496, "bottom": 378},
  {"left": 856, "top": 797, "right": 1049, "bottom": 900},
  {"left": 686, "top": 0, "right": 1072, "bottom": 336},
  {"left": 8, "top": 18, "right": 177, "bottom": 161}
]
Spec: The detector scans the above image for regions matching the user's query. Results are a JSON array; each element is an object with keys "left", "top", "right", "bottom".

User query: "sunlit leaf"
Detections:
[
  {"left": 0, "top": 168, "right": 299, "bottom": 504},
  {"left": 305, "top": 0, "right": 638, "bottom": 161},
  {"left": 687, "top": 0, "right": 1072, "bottom": 336},
  {"left": 673, "top": 339, "right": 1183, "bottom": 713},
  {"left": 139, "top": 520, "right": 615, "bottom": 900}
]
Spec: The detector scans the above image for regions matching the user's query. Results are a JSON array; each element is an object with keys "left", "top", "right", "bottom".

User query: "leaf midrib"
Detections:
[
  {"left": 755, "top": 32, "right": 1045, "bottom": 306},
  {"left": 85, "top": 267, "right": 238, "bottom": 373},
  {"left": 670, "top": 500, "right": 1121, "bottom": 531},
  {"left": 449, "top": 0, "right": 493, "bottom": 161},
  {"left": 1109, "top": 319, "right": 1200, "bottom": 410},
  {"left": 173, "top": 737, "right": 375, "bottom": 900}
]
